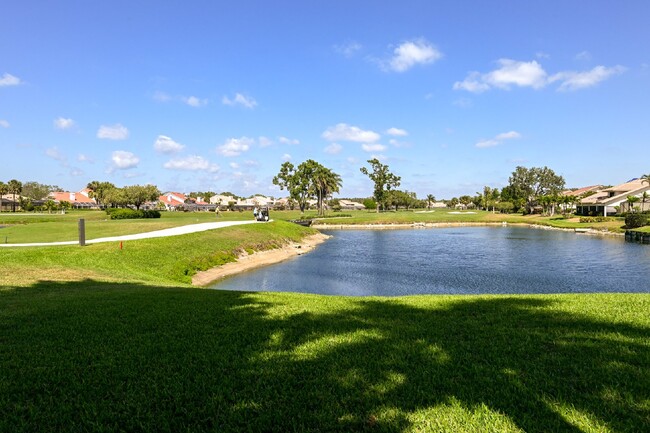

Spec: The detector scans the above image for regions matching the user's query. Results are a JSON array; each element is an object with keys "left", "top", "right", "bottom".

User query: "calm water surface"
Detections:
[{"left": 211, "top": 227, "right": 650, "bottom": 296}]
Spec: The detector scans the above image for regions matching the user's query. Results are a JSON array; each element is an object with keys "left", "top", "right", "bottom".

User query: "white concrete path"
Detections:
[{"left": 0, "top": 220, "right": 263, "bottom": 247}]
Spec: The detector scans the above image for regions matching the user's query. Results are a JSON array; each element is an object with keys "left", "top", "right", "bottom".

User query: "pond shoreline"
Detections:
[
  {"left": 312, "top": 221, "right": 624, "bottom": 237},
  {"left": 192, "top": 232, "right": 331, "bottom": 287}
]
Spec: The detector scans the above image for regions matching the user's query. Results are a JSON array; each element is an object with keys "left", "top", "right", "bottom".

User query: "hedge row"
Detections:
[
  {"left": 105, "top": 208, "right": 161, "bottom": 220},
  {"left": 625, "top": 213, "right": 649, "bottom": 229}
]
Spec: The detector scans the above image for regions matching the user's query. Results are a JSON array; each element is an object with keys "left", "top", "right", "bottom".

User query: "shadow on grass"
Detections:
[{"left": 1, "top": 281, "right": 648, "bottom": 432}]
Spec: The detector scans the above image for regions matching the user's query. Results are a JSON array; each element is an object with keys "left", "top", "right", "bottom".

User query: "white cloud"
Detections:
[
  {"left": 244, "top": 159, "right": 259, "bottom": 167},
  {"left": 386, "top": 39, "right": 442, "bottom": 72},
  {"left": 536, "top": 52, "right": 551, "bottom": 59},
  {"left": 229, "top": 162, "right": 240, "bottom": 169},
  {"left": 45, "top": 147, "right": 66, "bottom": 162},
  {"left": 218, "top": 137, "right": 254, "bottom": 157},
  {"left": 575, "top": 51, "right": 591, "bottom": 61},
  {"left": 222, "top": 93, "right": 257, "bottom": 109},
  {"left": 183, "top": 96, "right": 208, "bottom": 107},
  {"left": 111, "top": 150, "right": 139, "bottom": 169},
  {"left": 70, "top": 168, "right": 84, "bottom": 177},
  {"left": 54, "top": 117, "right": 75, "bottom": 130},
  {"left": 154, "top": 135, "right": 185, "bottom": 154},
  {"left": 97, "top": 124, "right": 129, "bottom": 140},
  {"left": 476, "top": 130, "right": 522, "bottom": 148},
  {"left": 386, "top": 127, "right": 408, "bottom": 137},
  {"left": 78, "top": 154, "right": 94, "bottom": 163},
  {"left": 362, "top": 143, "right": 387, "bottom": 152},
  {"left": 258, "top": 136, "right": 273, "bottom": 147},
  {"left": 455, "top": 59, "right": 625, "bottom": 93},
  {"left": 282, "top": 153, "right": 292, "bottom": 161},
  {"left": 322, "top": 123, "right": 381, "bottom": 143},
  {"left": 551, "top": 65, "right": 626, "bottom": 91},
  {"left": 388, "top": 139, "right": 410, "bottom": 148},
  {"left": 0, "top": 73, "right": 22, "bottom": 87},
  {"left": 324, "top": 143, "right": 343, "bottom": 154},
  {"left": 278, "top": 136, "right": 300, "bottom": 145},
  {"left": 0, "top": 120, "right": 9, "bottom": 128},
  {"left": 164, "top": 155, "right": 219, "bottom": 172},
  {"left": 334, "top": 41, "right": 362, "bottom": 58}
]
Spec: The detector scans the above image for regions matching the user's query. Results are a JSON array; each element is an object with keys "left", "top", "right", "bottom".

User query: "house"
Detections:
[
  {"left": 339, "top": 199, "right": 365, "bottom": 211},
  {"left": 576, "top": 179, "right": 650, "bottom": 216},
  {"left": 562, "top": 185, "right": 603, "bottom": 197},
  {"left": 159, "top": 192, "right": 215, "bottom": 211},
  {"left": 49, "top": 188, "right": 98, "bottom": 209}
]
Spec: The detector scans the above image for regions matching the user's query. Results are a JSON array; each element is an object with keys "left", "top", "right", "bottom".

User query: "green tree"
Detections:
[
  {"left": 0, "top": 181, "right": 7, "bottom": 212},
  {"left": 627, "top": 195, "right": 640, "bottom": 213},
  {"left": 311, "top": 163, "right": 342, "bottom": 216},
  {"left": 506, "top": 166, "right": 565, "bottom": 213},
  {"left": 87, "top": 181, "right": 116, "bottom": 209},
  {"left": 359, "top": 158, "right": 401, "bottom": 213},
  {"left": 44, "top": 199, "right": 57, "bottom": 214},
  {"left": 426, "top": 194, "right": 435, "bottom": 209},
  {"left": 123, "top": 184, "right": 161, "bottom": 210},
  {"left": 104, "top": 187, "right": 127, "bottom": 208},
  {"left": 641, "top": 191, "right": 649, "bottom": 213},
  {"left": 641, "top": 173, "right": 650, "bottom": 186},
  {"left": 273, "top": 161, "right": 313, "bottom": 213},
  {"left": 7, "top": 179, "right": 22, "bottom": 212},
  {"left": 21, "top": 181, "right": 60, "bottom": 200}
]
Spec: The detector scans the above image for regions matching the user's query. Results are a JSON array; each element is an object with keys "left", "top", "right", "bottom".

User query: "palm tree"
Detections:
[
  {"left": 312, "top": 165, "right": 342, "bottom": 216},
  {"left": 641, "top": 173, "right": 650, "bottom": 186},
  {"left": 0, "top": 181, "right": 7, "bottom": 212},
  {"left": 641, "top": 191, "right": 649, "bottom": 213},
  {"left": 426, "top": 194, "right": 435, "bottom": 209},
  {"left": 7, "top": 179, "right": 22, "bottom": 212},
  {"left": 626, "top": 195, "right": 640, "bottom": 213}
]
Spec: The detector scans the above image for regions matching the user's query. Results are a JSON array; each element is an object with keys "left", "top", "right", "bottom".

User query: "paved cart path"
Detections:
[{"left": 0, "top": 220, "right": 263, "bottom": 247}]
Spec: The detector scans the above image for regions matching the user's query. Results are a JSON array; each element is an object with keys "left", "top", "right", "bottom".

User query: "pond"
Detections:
[{"left": 211, "top": 227, "right": 650, "bottom": 296}]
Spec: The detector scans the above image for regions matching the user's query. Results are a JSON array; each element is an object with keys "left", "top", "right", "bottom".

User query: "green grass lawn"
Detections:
[{"left": 1, "top": 283, "right": 648, "bottom": 432}]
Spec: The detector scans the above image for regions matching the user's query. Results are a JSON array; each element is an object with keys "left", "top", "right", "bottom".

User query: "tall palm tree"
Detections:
[
  {"left": 426, "top": 194, "right": 435, "bottom": 209},
  {"left": 312, "top": 165, "right": 342, "bottom": 216},
  {"left": 7, "top": 179, "right": 22, "bottom": 212},
  {"left": 0, "top": 181, "right": 7, "bottom": 212},
  {"left": 641, "top": 191, "right": 649, "bottom": 213}
]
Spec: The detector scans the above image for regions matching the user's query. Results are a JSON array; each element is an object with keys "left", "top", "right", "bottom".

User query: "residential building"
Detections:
[{"left": 576, "top": 179, "right": 650, "bottom": 216}]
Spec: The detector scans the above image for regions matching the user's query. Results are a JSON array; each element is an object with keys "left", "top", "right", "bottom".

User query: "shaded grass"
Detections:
[
  {"left": 1, "top": 283, "right": 648, "bottom": 432},
  {"left": 0, "top": 221, "right": 315, "bottom": 286}
]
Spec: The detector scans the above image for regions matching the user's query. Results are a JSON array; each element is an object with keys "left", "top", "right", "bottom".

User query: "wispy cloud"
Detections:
[
  {"left": 324, "top": 143, "right": 343, "bottom": 155},
  {"left": 45, "top": 147, "right": 66, "bottom": 162},
  {"left": 385, "top": 38, "right": 442, "bottom": 72},
  {"left": 78, "top": 154, "right": 94, "bottom": 163},
  {"left": 258, "top": 136, "right": 273, "bottom": 147},
  {"left": 218, "top": 137, "right": 254, "bottom": 157},
  {"left": 0, "top": 73, "right": 22, "bottom": 87},
  {"left": 278, "top": 136, "right": 300, "bottom": 145},
  {"left": 550, "top": 65, "right": 626, "bottom": 91},
  {"left": 322, "top": 123, "right": 381, "bottom": 143},
  {"left": 183, "top": 96, "right": 208, "bottom": 107},
  {"left": 475, "top": 131, "right": 522, "bottom": 148},
  {"left": 97, "top": 124, "right": 129, "bottom": 140},
  {"left": 0, "top": 119, "right": 9, "bottom": 128},
  {"left": 164, "top": 155, "right": 219, "bottom": 172},
  {"left": 281, "top": 153, "right": 292, "bottom": 161},
  {"left": 54, "top": 117, "right": 75, "bottom": 130},
  {"left": 154, "top": 135, "right": 185, "bottom": 154},
  {"left": 454, "top": 59, "right": 625, "bottom": 93},
  {"left": 334, "top": 41, "right": 362, "bottom": 58},
  {"left": 222, "top": 93, "right": 257, "bottom": 109},
  {"left": 386, "top": 127, "right": 408, "bottom": 137},
  {"left": 362, "top": 143, "right": 387, "bottom": 152}
]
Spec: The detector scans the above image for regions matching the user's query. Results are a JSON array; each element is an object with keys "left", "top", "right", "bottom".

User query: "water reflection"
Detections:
[{"left": 211, "top": 227, "right": 650, "bottom": 296}]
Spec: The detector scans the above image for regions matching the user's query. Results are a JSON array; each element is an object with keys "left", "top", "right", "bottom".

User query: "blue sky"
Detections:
[{"left": 2, "top": 1, "right": 649, "bottom": 199}]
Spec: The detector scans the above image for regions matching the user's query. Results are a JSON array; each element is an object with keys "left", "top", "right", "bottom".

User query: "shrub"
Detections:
[
  {"left": 107, "top": 208, "right": 161, "bottom": 220},
  {"left": 625, "top": 213, "right": 649, "bottom": 229},
  {"left": 579, "top": 216, "right": 615, "bottom": 223}
]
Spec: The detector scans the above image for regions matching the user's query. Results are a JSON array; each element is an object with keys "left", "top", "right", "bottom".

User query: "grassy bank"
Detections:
[
  {"left": 0, "top": 220, "right": 315, "bottom": 286},
  {"left": 1, "top": 284, "right": 648, "bottom": 432}
]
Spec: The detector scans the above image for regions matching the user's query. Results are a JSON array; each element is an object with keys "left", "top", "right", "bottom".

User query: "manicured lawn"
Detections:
[
  {"left": 0, "top": 210, "right": 252, "bottom": 243},
  {"left": 1, "top": 284, "right": 648, "bottom": 432},
  {"left": 0, "top": 221, "right": 315, "bottom": 286}
]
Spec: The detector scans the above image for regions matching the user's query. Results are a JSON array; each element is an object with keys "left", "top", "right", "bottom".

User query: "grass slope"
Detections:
[{"left": 1, "top": 283, "right": 648, "bottom": 432}]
